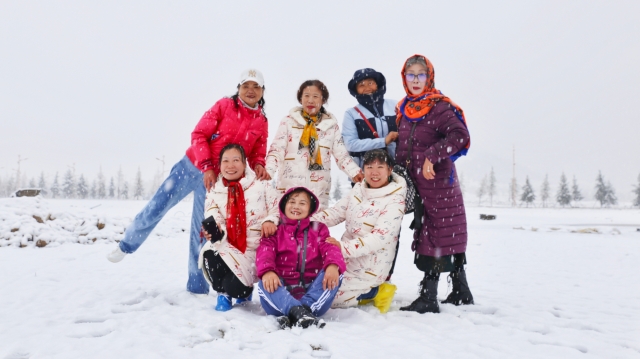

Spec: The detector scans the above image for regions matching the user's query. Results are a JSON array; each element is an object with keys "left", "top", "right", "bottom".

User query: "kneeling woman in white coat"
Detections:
[
  {"left": 313, "top": 149, "right": 406, "bottom": 313},
  {"left": 199, "top": 144, "right": 279, "bottom": 311},
  {"left": 265, "top": 79, "right": 363, "bottom": 210}
]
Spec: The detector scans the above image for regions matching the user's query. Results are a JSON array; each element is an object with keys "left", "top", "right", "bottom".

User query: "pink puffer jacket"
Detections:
[{"left": 256, "top": 187, "right": 346, "bottom": 287}]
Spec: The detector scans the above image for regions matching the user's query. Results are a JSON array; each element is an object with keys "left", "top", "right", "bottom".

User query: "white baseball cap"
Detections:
[{"left": 239, "top": 69, "right": 264, "bottom": 87}]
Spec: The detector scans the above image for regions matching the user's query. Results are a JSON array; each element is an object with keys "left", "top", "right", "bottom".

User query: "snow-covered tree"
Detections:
[
  {"left": 594, "top": 171, "right": 607, "bottom": 207},
  {"left": 477, "top": 175, "right": 487, "bottom": 206},
  {"left": 633, "top": 173, "right": 640, "bottom": 207},
  {"left": 121, "top": 181, "right": 129, "bottom": 200},
  {"left": 38, "top": 172, "right": 46, "bottom": 192},
  {"left": 509, "top": 177, "right": 519, "bottom": 206},
  {"left": 134, "top": 167, "right": 144, "bottom": 200},
  {"left": 90, "top": 179, "right": 97, "bottom": 199},
  {"left": 61, "top": 169, "right": 76, "bottom": 198},
  {"left": 520, "top": 176, "right": 535, "bottom": 207},
  {"left": 459, "top": 172, "right": 466, "bottom": 195},
  {"left": 540, "top": 174, "right": 550, "bottom": 207},
  {"left": 4, "top": 176, "right": 16, "bottom": 197},
  {"left": 28, "top": 177, "right": 36, "bottom": 188},
  {"left": 594, "top": 171, "right": 617, "bottom": 207},
  {"left": 116, "top": 167, "right": 124, "bottom": 199},
  {"left": 571, "top": 175, "right": 583, "bottom": 202},
  {"left": 97, "top": 168, "right": 106, "bottom": 199},
  {"left": 605, "top": 181, "right": 617, "bottom": 206},
  {"left": 77, "top": 174, "right": 89, "bottom": 199},
  {"left": 488, "top": 167, "right": 497, "bottom": 207},
  {"left": 108, "top": 177, "right": 115, "bottom": 198},
  {"left": 332, "top": 180, "right": 343, "bottom": 203},
  {"left": 50, "top": 173, "right": 60, "bottom": 198},
  {"left": 556, "top": 173, "right": 571, "bottom": 207}
]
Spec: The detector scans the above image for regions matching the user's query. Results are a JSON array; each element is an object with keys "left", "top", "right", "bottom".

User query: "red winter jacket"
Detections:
[{"left": 185, "top": 97, "right": 268, "bottom": 174}]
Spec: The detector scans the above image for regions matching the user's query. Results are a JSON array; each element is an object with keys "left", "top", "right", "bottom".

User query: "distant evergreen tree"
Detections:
[
  {"left": 332, "top": 180, "right": 343, "bottom": 203},
  {"left": 477, "top": 175, "right": 488, "bottom": 206},
  {"left": 77, "top": 174, "right": 89, "bottom": 199},
  {"left": 121, "top": 181, "right": 129, "bottom": 200},
  {"left": 90, "top": 179, "right": 97, "bottom": 199},
  {"left": 633, "top": 174, "right": 640, "bottom": 207},
  {"left": 97, "top": 167, "right": 106, "bottom": 199},
  {"left": 605, "top": 181, "right": 617, "bottom": 206},
  {"left": 116, "top": 167, "right": 124, "bottom": 199},
  {"left": 571, "top": 175, "right": 583, "bottom": 202},
  {"left": 28, "top": 177, "right": 36, "bottom": 188},
  {"left": 51, "top": 172, "right": 60, "bottom": 198},
  {"left": 556, "top": 173, "right": 572, "bottom": 207},
  {"left": 108, "top": 177, "right": 115, "bottom": 198},
  {"left": 488, "top": 167, "right": 497, "bottom": 207},
  {"left": 540, "top": 174, "right": 550, "bottom": 207},
  {"left": 594, "top": 171, "right": 607, "bottom": 207},
  {"left": 133, "top": 167, "right": 144, "bottom": 200},
  {"left": 38, "top": 172, "right": 47, "bottom": 192},
  {"left": 594, "top": 171, "right": 618, "bottom": 207},
  {"left": 520, "top": 176, "right": 536, "bottom": 206},
  {"left": 61, "top": 169, "right": 76, "bottom": 198},
  {"left": 509, "top": 177, "right": 518, "bottom": 206}
]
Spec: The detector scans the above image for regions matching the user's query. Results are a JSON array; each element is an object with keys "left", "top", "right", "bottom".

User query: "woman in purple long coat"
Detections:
[{"left": 395, "top": 54, "right": 474, "bottom": 314}]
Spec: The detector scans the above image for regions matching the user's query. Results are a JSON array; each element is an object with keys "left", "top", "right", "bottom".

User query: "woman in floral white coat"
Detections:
[
  {"left": 313, "top": 149, "right": 406, "bottom": 313},
  {"left": 265, "top": 79, "right": 363, "bottom": 209},
  {"left": 198, "top": 144, "right": 279, "bottom": 311}
]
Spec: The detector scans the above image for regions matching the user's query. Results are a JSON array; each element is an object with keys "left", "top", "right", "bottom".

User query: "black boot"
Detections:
[
  {"left": 400, "top": 276, "right": 440, "bottom": 314},
  {"left": 276, "top": 316, "right": 291, "bottom": 329},
  {"left": 288, "top": 306, "right": 326, "bottom": 329},
  {"left": 442, "top": 268, "right": 474, "bottom": 305}
]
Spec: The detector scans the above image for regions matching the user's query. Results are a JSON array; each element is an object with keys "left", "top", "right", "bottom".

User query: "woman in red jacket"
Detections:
[{"left": 107, "top": 69, "right": 271, "bottom": 294}]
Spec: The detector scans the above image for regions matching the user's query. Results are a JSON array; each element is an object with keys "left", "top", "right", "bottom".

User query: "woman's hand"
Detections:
[
  {"left": 385, "top": 131, "right": 399, "bottom": 145},
  {"left": 261, "top": 271, "right": 281, "bottom": 293},
  {"left": 326, "top": 237, "right": 341, "bottom": 250},
  {"left": 201, "top": 225, "right": 212, "bottom": 241},
  {"left": 254, "top": 164, "right": 271, "bottom": 181},
  {"left": 352, "top": 172, "right": 364, "bottom": 183},
  {"left": 422, "top": 158, "right": 435, "bottom": 180},
  {"left": 322, "top": 264, "right": 340, "bottom": 290},
  {"left": 203, "top": 170, "right": 217, "bottom": 191},
  {"left": 261, "top": 221, "right": 277, "bottom": 237}
]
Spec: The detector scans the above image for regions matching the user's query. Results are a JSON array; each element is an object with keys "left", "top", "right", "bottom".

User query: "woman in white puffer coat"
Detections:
[
  {"left": 265, "top": 79, "right": 363, "bottom": 210},
  {"left": 198, "top": 144, "right": 279, "bottom": 312},
  {"left": 312, "top": 149, "right": 406, "bottom": 313}
]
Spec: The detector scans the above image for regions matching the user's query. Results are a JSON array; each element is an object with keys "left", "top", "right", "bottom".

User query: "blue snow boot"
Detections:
[
  {"left": 215, "top": 293, "right": 232, "bottom": 312},
  {"left": 235, "top": 292, "right": 253, "bottom": 305}
]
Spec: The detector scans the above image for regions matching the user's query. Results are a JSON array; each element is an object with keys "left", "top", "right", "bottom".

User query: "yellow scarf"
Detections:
[{"left": 299, "top": 110, "right": 323, "bottom": 170}]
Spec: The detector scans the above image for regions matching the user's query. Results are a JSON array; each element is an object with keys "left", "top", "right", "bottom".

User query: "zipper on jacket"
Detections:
[
  {"left": 367, "top": 94, "right": 386, "bottom": 138},
  {"left": 293, "top": 220, "right": 301, "bottom": 275}
]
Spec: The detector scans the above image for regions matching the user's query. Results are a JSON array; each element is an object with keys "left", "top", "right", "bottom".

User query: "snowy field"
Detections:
[{"left": 1, "top": 198, "right": 639, "bottom": 358}]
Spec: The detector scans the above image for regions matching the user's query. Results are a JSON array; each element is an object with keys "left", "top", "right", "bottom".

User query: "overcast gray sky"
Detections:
[{"left": 1, "top": 0, "right": 639, "bottom": 201}]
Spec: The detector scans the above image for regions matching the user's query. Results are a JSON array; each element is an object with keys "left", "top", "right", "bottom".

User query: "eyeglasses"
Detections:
[{"left": 405, "top": 73, "right": 428, "bottom": 83}]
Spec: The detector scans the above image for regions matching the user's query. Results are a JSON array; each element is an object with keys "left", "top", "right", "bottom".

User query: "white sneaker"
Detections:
[{"left": 107, "top": 246, "right": 127, "bottom": 263}]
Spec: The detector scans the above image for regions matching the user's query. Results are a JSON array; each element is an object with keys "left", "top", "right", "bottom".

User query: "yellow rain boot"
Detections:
[{"left": 372, "top": 282, "right": 397, "bottom": 314}]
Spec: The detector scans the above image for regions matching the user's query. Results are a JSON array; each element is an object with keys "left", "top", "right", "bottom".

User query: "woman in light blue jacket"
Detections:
[
  {"left": 341, "top": 68, "right": 401, "bottom": 280},
  {"left": 342, "top": 68, "right": 399, "bottom": 173}
]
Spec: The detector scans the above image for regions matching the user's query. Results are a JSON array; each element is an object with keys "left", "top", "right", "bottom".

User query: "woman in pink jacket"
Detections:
[
  {"left": 256, "top": 187, "right": 346, "bottom": 329},
  {"left": 107, "top": 69, "right": 271, "bottom": 294}
]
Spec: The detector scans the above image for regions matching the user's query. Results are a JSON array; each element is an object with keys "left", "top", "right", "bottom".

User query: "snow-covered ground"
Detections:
[{"left": 1, "top": 198, "right": 639, "bottom": 358}]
